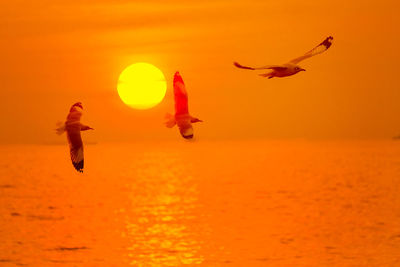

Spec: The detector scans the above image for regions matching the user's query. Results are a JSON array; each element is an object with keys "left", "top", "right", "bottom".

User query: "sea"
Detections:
[{"left": 1, "top": 140, "right": 400, "bottom": 266}]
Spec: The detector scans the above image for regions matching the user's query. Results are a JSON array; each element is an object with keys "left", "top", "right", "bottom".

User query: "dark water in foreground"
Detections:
[{"left": 1, "top": 140, "right": 400, "bottom": 266}]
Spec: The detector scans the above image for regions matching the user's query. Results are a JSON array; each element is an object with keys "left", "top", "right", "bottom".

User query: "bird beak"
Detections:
[{"left": 300, "top": 68, "right": 306, "bottom": 71}]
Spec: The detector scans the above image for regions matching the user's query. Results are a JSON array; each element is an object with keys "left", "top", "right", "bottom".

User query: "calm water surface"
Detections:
[{"left": 1, "top": 140, "right": 400, "bottom": 266}]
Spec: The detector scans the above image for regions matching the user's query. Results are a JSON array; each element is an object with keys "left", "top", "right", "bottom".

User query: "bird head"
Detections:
[
  {"left": 192, "top": 118, "right": 203, "bottom": 123},
  {"left": 294, "top": 66, "right": 306, "bottom": 73}
]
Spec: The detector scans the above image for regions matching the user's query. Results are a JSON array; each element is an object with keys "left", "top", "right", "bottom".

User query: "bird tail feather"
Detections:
[
  {"left": 165, "top": 113, "right": 176, "bottom": 128},
  {"left": 259, "top": 72, "right": 274, "bottom": 78},
  {"left": 55, "top": 121, "right": 66, "bottom": 135}
]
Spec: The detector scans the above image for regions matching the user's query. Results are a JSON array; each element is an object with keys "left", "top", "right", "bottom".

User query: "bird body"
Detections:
[
  {"left": 234, "top": 36, "right": 333, "bottom": 78},
  {"left": 165, "top": 72, "right": 202, "bottom": 139},
  {"left": 258, "top": 63, "right": 305, "bottom": 78},
  {"left": 175, "top": 114, "right": 194, "bottom": 139},
  {"left": 56, "top": 102, "right": 93, "bottom": 172}
]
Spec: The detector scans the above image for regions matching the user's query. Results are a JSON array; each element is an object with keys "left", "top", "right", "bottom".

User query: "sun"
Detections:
[{"left": 117, "top": 63, "right": 167, "bottom": 110}]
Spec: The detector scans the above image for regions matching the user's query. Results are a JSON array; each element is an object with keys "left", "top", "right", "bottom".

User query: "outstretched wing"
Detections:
[
  {"left": 65, "top": 103, "right": 84, "bottom": 172},
  {"left": 66, "top": 127, "right": 84, "bottom": 172},
  {"left": 289, "top": 36, "right": 333, "bottom": 64},
  {"left": 233, "top": 62, "right": 287, "bottom": 71},
  {"left": 173, "top": 72, "right": 189, "bottom": 116}
]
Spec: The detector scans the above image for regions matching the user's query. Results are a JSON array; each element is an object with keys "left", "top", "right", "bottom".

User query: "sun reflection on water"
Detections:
[{"left": 119, "top": 152, "right": 204, "bottom": 265}]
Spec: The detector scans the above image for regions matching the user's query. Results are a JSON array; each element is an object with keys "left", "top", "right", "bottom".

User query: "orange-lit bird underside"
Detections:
[{"left": 165, "top": 72, "right": 202, "bottom": 139}]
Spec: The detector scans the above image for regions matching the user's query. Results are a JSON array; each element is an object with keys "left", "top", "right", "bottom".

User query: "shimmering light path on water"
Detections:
[{"left": 1, "top": 140, "right": 400, "bottom": 266}]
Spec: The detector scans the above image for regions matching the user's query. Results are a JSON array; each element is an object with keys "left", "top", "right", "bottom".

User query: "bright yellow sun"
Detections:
[{"left": 117, "top": 63, "right": 167, "bottom": 110}]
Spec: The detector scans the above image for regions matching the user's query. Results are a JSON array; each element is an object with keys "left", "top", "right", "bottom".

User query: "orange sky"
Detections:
[{"left": 1, "top": 0, "right": 399, "bottom": 143}]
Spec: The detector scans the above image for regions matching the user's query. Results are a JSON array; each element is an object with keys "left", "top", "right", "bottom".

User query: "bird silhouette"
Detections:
[
  {"left": 165, "top": 72, "right": 202, "bottom": 139},
  {"left": 234, "top": 36, "right": 333, "bottom": 78},
  {"left": 56, "top": 102, "right": 93, "bottom": 172}
]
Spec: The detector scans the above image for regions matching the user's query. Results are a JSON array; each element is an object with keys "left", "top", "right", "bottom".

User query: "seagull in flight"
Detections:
[
  {"left": 165, "top": 72, "right": 202, "bottom": 139},
  {"left": 234, "top": 36, "right": 333, "bottom": 79},
  {"left": 56, "top": 102, "right": 93, "bottom": 172}
]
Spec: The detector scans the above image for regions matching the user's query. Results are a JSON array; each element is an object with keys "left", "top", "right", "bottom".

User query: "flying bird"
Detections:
[
  {"left": 165, "top": 72, "right": 202, "bottom": 139},
  {"left": 56, "top": 102, "right": 93, "bottom": 172},
  {"left": 234, "top": 36, "right": 333, "bottom": 79}
]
